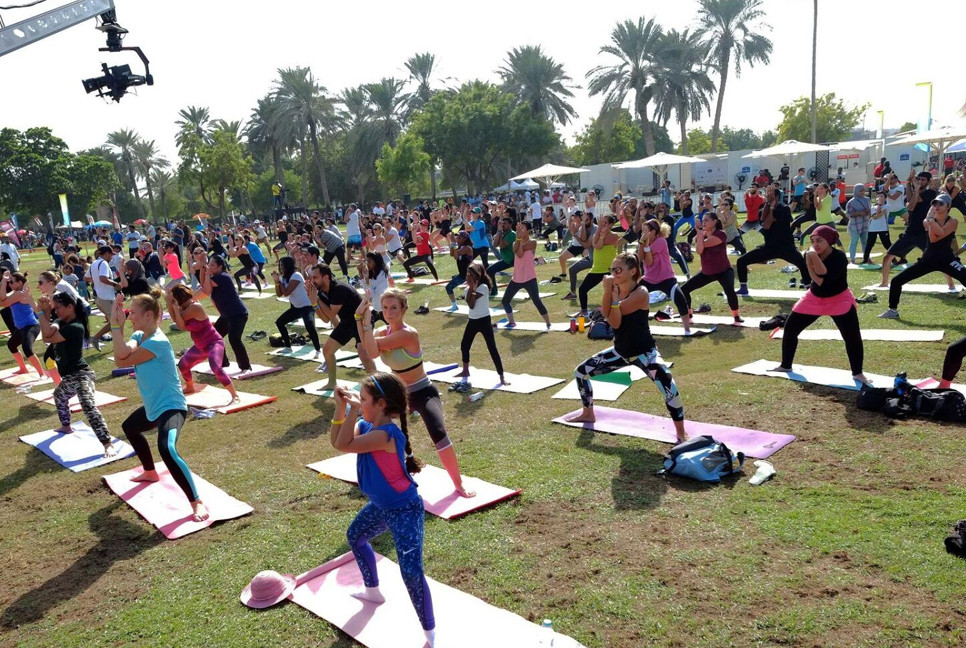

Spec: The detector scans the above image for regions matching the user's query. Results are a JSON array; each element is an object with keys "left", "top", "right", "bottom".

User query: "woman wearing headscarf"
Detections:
[{"left": 845, "top": 184, "right": 871, "bottom": 264}]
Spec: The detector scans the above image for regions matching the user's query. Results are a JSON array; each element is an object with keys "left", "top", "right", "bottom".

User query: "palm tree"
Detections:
[
  {"left": 499, "top": 44, "right": 576, "bottom": 126},
  {"left": 697, "top": 0, "right": 773, "bottom": 152},
  {"left": 131, "top": 139, "right": 169, "bottom": 222},
  {"left": 652, "top": 29, "right": 717, "bottom": 154},
  {"left": 105, "top": 128, "right": 145, "bottom": 221},
  {"left": 405, "top": 52, "right": 437, "bottom": 110},
  {"left": 175, "top": 105, "right": 212, "bottom": 149},
  {"left": 150, "top": 169, "right": 176, "bottom": 221},
  {"left": 365, "top": 77, "right": 412, "bottom": 146},
  {"left": 274, "top": 66, "right": 337, "bottom": 207},
  {"left": 211, "top": 119, "right": 244, "bottom": 142},
  {"left": 587, "top": 17, "right": 665, "bottom": 156},
  {"left": 247, "top": 94, "right": 295, "bottom": 184}
]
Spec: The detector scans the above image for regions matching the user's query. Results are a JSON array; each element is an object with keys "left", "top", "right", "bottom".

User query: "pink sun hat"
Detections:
[{"left": 240, "top": 570, "right": 297, "bottom": 609}]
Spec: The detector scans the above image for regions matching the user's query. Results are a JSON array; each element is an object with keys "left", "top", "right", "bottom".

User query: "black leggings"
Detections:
[
  {"left": 578, "top": 272, "right": 607, "bottom": 311},
  {"left": 323, "top": 246, "right": 349, "bottom": 276},
  {"left": 728, "top": 233, "right": 747, "bottom": 255},
  {"left": 641, "top": 277, "right": 689, "bottom": 318},
  {"left": 681, "top": 268, "right": 739, "bottom": 311},
  {"left": 234, "top": 265, "right": 260, "bottom": 292},
  {"left": 942, "top": 336, "right": 966, "bottom": 382},
  {"left": 461, "top": 317, "right": 504, "bottom": 375},
  {"left": 121, "top": 408, "right": 199, "bottom": 502},
  {"left": 472, "top": 247, "right": 490, "bottom": 272},
  {"left": 502, "top": 278, "right": 548, "bottom": 316},
  {"left": 8, "top": 323, "right": 40, "bottom": 358},
  {"left": 889, "top": 256, "right": 966, "bottom": 310},
  {"left": 214, "top": 313, "right": 251, "bottom": 371},
  {"left": 862, "top": 232, "right": 892, "bottom": 263},
  {"left": 407, "top": 383, "right": 450, "bottom": 450},
  {"left": 275, "top": 304, "right": 320, "bottom": 351},
  {"left": 781, "top": 306, "right": 863, "bottom": 375},
  {"left": 791, "top": 209, "right": 816, "bottom": 231},
  {"left": 403, "top": 254, "right": 438, "bottom": 280},
  {"left": 737, "top": 244, "right": 809, "bottom": 284}
]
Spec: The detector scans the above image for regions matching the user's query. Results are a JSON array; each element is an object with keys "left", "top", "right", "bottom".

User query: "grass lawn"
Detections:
[{"left": 1, "top": 222, "right": 965, "bottom": 648}]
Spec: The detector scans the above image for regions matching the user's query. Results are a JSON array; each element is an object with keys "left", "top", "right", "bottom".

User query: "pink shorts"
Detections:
[{"left": 792, "top": 289, "right": 856, "bottom": 317}]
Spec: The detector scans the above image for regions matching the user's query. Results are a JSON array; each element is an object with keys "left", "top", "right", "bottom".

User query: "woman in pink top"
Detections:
[
  {"left": 500, "top": 221, "right": 550, "bottom": 329},
  {"left": 162, "top": 240, "right": 186, "bottom": 289},
  {"left": 638, "top": 219, "right": 691, "bottom": 332},
  {"left": 166, "top": 283, "right": 239, "bottom": 405},
  {"left": 680, "top": 212, "right": 743, "bottom": 323}
]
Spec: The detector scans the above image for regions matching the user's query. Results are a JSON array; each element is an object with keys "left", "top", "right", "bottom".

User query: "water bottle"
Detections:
[
  {"left": 539, "top": 619, "right": 555, "bottom": 646},
  {"left": 577, "top": 315, "right": 585, "bottom": 333},
  {"left": 569, "top": 317, "right": 576, "bottom": 333},
  {"left": 894, "top": 371, "right": 908, "bottom": 396},
  {"left": 468, "top": 391, "right": 485, "bottom": 403}
]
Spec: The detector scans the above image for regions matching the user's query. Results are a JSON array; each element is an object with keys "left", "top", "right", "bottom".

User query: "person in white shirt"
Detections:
[
  {"left": 90, "top": 245, "right": 121, "bottom": 346},
  {"left": 884, "top": 175, "right": 906, "bottom": 225},
  {"left": 0, "top": 236, "right": 19, "bottom": 271},
  {"left": 529, "top": 198, "right": 542, "bottom": 225},
  {"left": 345, "top": 203, "right": 363, "bottom": 262}
]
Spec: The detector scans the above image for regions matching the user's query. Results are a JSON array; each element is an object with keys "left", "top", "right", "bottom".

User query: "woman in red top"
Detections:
[
  {"left": 680, "top": 212, "right": 743, "bottom": 323},
  {"left": 402, "top": 219, "right": 439, "bottom": 282}
]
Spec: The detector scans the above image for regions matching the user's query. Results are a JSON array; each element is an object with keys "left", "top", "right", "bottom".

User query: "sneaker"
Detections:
[
  {"left": 281, "top": 346, "right": 293, "bottom": 353},
  {"left": 447, "top": 303, "right": 459, "bottom": 312},
  {"left": 414, "top": 305, "right": 429, "bottom": 315},
  {"left": 788, "top": 278, "right": 797, "bottom": 288},
  {"left": 101, "top": 333, "right": 112, "bottom": 342},
  {"left": 696, "top": 303, "right": 712, "bottom": 314},
  {"left": 92, "top": 336, "right": 102, "bottom": 351},
  {"left": 549, "top": 276, "right": 562, "bottom": 284},
  {"left": 557, "top": 273, "right": 566, "bottom": 278},
  {"left": 856, "top": 292, "right": 877, "bottom": 304},
  {"left": 562, "top": 292, "right": 577, "bottom": 300},
  {"left": 878, "top": 309, "right": 899, "bottom": 319},
  {"left": 735, "top": 286, "right": 750, "bottom": 296},
  {"left": 654, "top": 309, "right": 674, "bottom": 322},
  {"left": 734, "top": 315, "right": 745, "bottom": 324}
]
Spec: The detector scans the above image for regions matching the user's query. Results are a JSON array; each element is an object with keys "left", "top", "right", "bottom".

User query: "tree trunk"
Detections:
[
  {"left": 144, "top": 171, "right": 157, "bottom": 223},
  {"left": 125, "top": 159, "right": 145, "bottom": 220},
  {"left": 299, "top": 136, "right": 309, "bottom": 206},
  {"left": 429, "top": 158, "right": 437, "bottom": 201},
  {"left": 810, "top": 0, "right": 818, "bottom": 144},
  {"left": 159, "top": 189, "right": 167, "bottom": 220},
  {"left": 679, "top": 111, "right": 688, "bottom": 155},
  {"left": 272, "top": 143, "right": 283, "bottom": 184},
  {"left": 637, "top": 90, "right": 655, "bottom": 156},
  {"left": 710, "top": 48, "right": 731, "bottom": 153},
  {"left": 308, "top": 122, "right": 331, "bottom": 207}
]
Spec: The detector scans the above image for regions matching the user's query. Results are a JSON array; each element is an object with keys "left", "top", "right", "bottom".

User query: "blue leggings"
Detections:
[
  {"left": 121, "top": 408, "right": 199, "bottom": 501},
  {"left": 575, "top": 346, "right": 684, "bottom": 420},
  {"left": 348, "top": 497, "right": 435, "bottom": 631}
]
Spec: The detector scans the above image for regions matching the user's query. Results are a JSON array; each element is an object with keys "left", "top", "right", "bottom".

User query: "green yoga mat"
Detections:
[{"left": 591, "top": 372, "right": 633, "bottom": 386}]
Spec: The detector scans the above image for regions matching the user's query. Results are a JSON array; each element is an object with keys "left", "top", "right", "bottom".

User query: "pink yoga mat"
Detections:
[
  {"left": 552, "top": 406, "right": 795, "bottom": 459},
  {"left": 307, "top": 454, "right": 520, "bottom": 520},
  {"left": 103, "top": 463, "right": 253, "bottom": 539},
  {"left": 183, "top": 385, "right": 277, "bottom": 414},
  {"left": 192, "top": 362, "right": 284, "bottom": 380},
  {"left": 289, "top": 552, "right": 581, "bottom": 648},
  {"left": 915, "top": 378, "right": 966, "bottom": 396},
  {"left": 0, "top": 367, "right": 52, "bottom": 387},
  {"left": 25, "top": 389, "right": 127, "bottom": 412}
]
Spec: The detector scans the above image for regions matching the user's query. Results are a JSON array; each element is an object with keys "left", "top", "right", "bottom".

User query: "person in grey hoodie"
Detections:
[{"left": 845, "top": 184, "right": 872, "bottom": 263}]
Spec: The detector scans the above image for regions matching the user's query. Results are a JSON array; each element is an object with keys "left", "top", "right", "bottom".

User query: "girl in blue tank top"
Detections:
[
  {"left": 331, "top": 372, "right": 437, "bottom": 647},
  {"left": 0, "top": 271, "right": 46, "bottom": 379}
]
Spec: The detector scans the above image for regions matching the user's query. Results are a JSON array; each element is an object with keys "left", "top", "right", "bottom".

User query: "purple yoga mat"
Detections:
[{"left": 552, "top": 406, "right": 795, "bottom": 459}]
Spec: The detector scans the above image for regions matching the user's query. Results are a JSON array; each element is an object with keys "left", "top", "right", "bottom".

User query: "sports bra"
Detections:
[{"left": 378, "top": 325, "right": 424, "bottom": 372}]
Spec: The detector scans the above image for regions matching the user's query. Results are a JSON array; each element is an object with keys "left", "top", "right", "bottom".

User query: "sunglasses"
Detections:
[
  {"left": 609, "top": 266, "right": 625, "bottom": 274},
  {"left": 930, "top": 201, "right": 948, "bottom": 207}
]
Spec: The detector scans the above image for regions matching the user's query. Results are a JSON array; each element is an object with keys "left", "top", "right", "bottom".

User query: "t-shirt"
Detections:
[
  {"left": 246, "top": 242, "right": 266, "bottom": 264},
  {"left": 744, "top": 192, "right": 764, "bottom": 222},
  {"left": 91, "top": 258, "right": 116, "bottom": 301},
  {"left": 793, "top": 175, "right": 806, "bottom": 196},
  {"left": 809, "top": 249, "right": 848, "bottom": 298},
  {"left": 529, "top": 201, "right": 542, "bottom": 222},
  {"left": 131, "top": 329, "right": 187, "bottom": 420},
  {"left": 470, "top": 218, "right": 488, "bottom": 248},
  {"left": 642, "top": 237, "right": 675, "bottom": 283},
  {"left": 355, "top": 419, "right": 418, "bottom": 509},
  {"left": 885, "top": 184, "right": 905, "bottom": 213},
  {"left": 55, "top": 279, "right": 82, "bottom": 303},
  {"left": 143, "top": 251, "right": 164, "bottom": 280},
  {"left": 111, "top": 231, "right": 123, "bottom": 245},
  {"left": 467, "top": 283, "right": 491, "bottom": 319},
  {"left": 164, "top": 253, "right": 185, "bottom": 280},
  {"left": 414, "top": 231, "right": 431, "bottom": 256},
  {"left": 498, "top": 231, "right": 516, "bottom": 264},
  {"left": 320, "top": 280, "right": 362, "bottom": 316},
  {"left": 209, "top": 272, "right": 247, "bottom": 318},
  {"left": 55, "top": 319, "right": 88, "bottom": 375},
  {"left": 346, "top": 210, "right": 361, "bottom": 238},
  {"left": 282, "top": 272, "right": 310, "bottom": 308},
  {"left": 699, "top": 230, "right": 730, "bottom": 275},
  {"left": 907, "top": 188, "right": 937, "bottom": 235},
  {"left": 762, "top": 203, "right": 794, "bottom": 246},
  {"left": 318, "top": 229, "right": 344, "bottom": 253}
]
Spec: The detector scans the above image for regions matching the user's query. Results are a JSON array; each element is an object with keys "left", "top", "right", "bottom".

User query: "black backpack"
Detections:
[
  {"left": 945, "top": 519, "right": 966, "bottom": 558},
  {"left": 859, "top": 386, "right": 966, "bottom": 423}
]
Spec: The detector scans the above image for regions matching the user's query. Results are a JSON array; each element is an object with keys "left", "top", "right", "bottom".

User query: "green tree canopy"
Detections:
[
  {"left": 198, "top": 130, "right": 255, "bottom": 217},
  {"left": 677, "top": 128, "right": 728, "bottom": 155},
  {"left": 376, "top": 132, "right": 430, "bottom": 199},
  {"left": 776, "top": 93, "right": 868, "bottom": 143},
  {"left": 719, "top": 126, "right": 776, "bottom": 151},
  {"left": 569, "top": 110, "right": 642, "bottom": 165}
]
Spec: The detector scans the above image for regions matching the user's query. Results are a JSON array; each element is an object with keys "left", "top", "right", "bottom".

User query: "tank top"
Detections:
[
  {"left": 356, "top": 420, "right": 418, "bottom": 509},
  {"left": 378, "top": 326, "right": 424, "bottom": 372},
  {"left": 512, "top": 245, "right": 537, "bottom": 283},
  {"left": 590, "top": 243, "right": 617, "bottom": 274},
  {"left": 815, "top": 194, "right": 834, "bottom": 223},
  {"left": 456, "top": 247, "right": 473, "bottom": 278},
  {"left": 11, "top": 301, "right": 38, "bottom": 329},
  {"left": 613, "top": 300, "right": 655, "bottom": 358},
  {"left": 922, "top": 225, "right": 956, "bottom": 262},
  {"left": 183, "top": 315, "right": 222, "bottom": 349}
]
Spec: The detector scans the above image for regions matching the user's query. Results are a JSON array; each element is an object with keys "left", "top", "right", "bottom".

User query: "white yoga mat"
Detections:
[
  {"left": 862, "top": 283, "right": 964, "bottom": 294},
  {"left": 288, "top": 317, "right": 334, "bottom": 330},
  {"left": 268, "top": 346, "right": 357, "bottom": 364},
  {"left": 771, "top": 328, "right": 944, "bottom": 342},
  {"left": 239, "top": 292, "right": 275, "bottom": 299},
  {"left": 292, "top": 379, "right": 360, "bottom": 398},
  {"left": 19, "top": 423, "right": 135, "bottom": 472},
  {"left": 433, "top": 305, "right": 516, "bottom": 316},
  {"left": 650, "top": 325, "right": 716, "bottom": 337},
  {"left": 738, "top": 288, "right": 806, "bottom": 300},
  {"left": 732, "top": 359, "right": 894, "bottom": 391},
  {"left": 551, "top": 378, "right": 630, "bottom": 401},
  {"left": 427, "top": 366, "right": 563, "bottom": 394},
  {"left": 494, "top": 321, "right": 571, "bottom": 332},
  {"left": 654, "top": 313, "right": 769, "bottom": 328}
]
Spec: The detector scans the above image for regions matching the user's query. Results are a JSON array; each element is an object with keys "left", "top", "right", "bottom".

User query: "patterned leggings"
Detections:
[
  {"left": 53, "top": 369, "right": 111, "bottom": 444},
  {"left": 347, "top": 497, "right": 435, "bottom": 631},
  {"left": 178, "top": 342, "right": 231, "bottom": 386},
  {"left": 575, "top": 346, "right": 684, "bottom": 421}
]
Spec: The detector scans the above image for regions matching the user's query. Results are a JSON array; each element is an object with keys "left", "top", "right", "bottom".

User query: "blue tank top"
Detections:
[
  {"left": 355, "top": 420, "right": 419, "bottom": 509},
  {"left": 11, "top": 301, "right": 38, "bottom": 329}
]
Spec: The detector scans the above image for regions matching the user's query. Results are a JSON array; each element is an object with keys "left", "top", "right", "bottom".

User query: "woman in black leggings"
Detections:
[
  {"left": 680, "top": 212, "right": 743, "bottom": 323},
  {"left": 229, "top": 235, "right": 261, "bottom": 294},
  {"left": 272, "top": 256, "right": 321, "bottom": 355},
  {"left": 201, "top": 254, "right": 252, "bottom": 372},
  {"left": 639, "top": 219, "right": 691, "bottom": 332},
  {"left": 578, "top": 214, "right": 620, "bottom": 316},
  {"left": 455, "top": 263, "right": 506, "bottom": 388},
  {"left": 501, "top": 221, "right": 551, "bottom": 329},
  {"left": 939, "top": 336, "right": 966, "bottom": 388}
]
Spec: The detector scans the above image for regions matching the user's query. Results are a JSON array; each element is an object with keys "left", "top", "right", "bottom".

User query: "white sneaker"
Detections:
[{"left": 877, "top": 309, "right": 899, "bottom": 319}]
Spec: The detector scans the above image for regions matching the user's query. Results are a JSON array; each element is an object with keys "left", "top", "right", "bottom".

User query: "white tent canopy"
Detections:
[
  {"left": 511, "top": 163, "right": 590, "bottom": 187},
  {"left": 891, "top": 126, "right": 966, "bottom": 164},
  {"left": 612, "top": 152, "right": 706, "bottom": 169},
  {"left": 832, "top": 139, "right": 881, "bottom": 152},
  {"left": 743, "top": 139, "right": 830, "bottom": 159},
  {"left": 493, "top": 179, "right": 539, "bottom": 191}
]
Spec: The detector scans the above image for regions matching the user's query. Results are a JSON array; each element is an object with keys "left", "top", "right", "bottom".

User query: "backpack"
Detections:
[
  {"left": 945, "top": 519, "right": 966, "bottom": 558},
  {"left": 676, "top": 241, "right": 693, "bottom": 262},
  {"left": 758, "top": 313, "right": 788, "bottom": 331},
  {"left": 907, "top": 387, "right": 966, "bottom": 422},
  {"left": 658, "top": 435, "right": 745, "bottom": 483},
  {"left": 586, "top": 320, "right": 613, "bottom": 340}
]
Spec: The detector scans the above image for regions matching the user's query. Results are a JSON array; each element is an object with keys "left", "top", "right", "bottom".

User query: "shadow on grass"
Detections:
[
  {"left": 0, "top": 501, "right": 162, "bottom": 629},
  {"left": 0, "top": 446, "right": 62, "bottom": 498},
  {"left": 795, "top": 382, "right": 896, "bottom": 434},
  {"left": 0, "top": 403, "right": 52, "bottom": 435},
  {"left": 575, "top": 430, "right": 667, "bottom": 511}
]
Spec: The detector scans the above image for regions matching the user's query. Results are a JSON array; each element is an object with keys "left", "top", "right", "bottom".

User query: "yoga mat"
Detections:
[
  {"left": 183, "top": 385, "right": 278, "bottom": 414},
  {"left": 289, "top": 552, "right": 582, "bottom": 648},
  {"left": 239, "top": 291, "right": 275, "bottom": 299},
  {"left": 292, "top": 379, "right": 360, "bottom": 398},
  {"left": 427, "top": 366, "right": 563, "bottom": 394},
  {"left": 433, "top": 305, "right": 516, "bottom": 316},
  {"left": 553, "top": 406, "right": 795, "bottom": 459},
  {"left": 506, "top": 291, "right": 555, "bottom": 302},
  {"left": 396, "top": 277, "right": 439, "bottom": 286},
  {"left": 24, "top": 389, "right": 127, "bottom": 412},
  {"left": 770, "top": 328, "right": 944, "bottom": 342},
  {"left": 268, "top": 346, "right": 357, "bottom": 364},
  {"left": 552, "top": 378, "right": 630, "bottom": 401},
  {"left": 863, "top": 283, "right": 963, "bottom": 293},
  {"left": 192, "top": 362, "right": 284, "bottom": 379},
  {"left": 19, "top": 423, "right": 135, "bottom": 472},
  {"left": 737, "top": 288, "right": 806, "bottom": 300},
  {"left": 848, "top": 263, "right": 883, "bottom": 270},
  {"left": 732, "top": 359, "right": 894, "bottom": 391},
  {"left": 103, "top": 463, "right": 254, "bottom": 539},
  {"left": 288, "top": 317, "right": 334, "bottom": 330},
  {"left": 308, "top": 454, "right": 520, "bottom": 520},
  {"left": 650, "top": 325, "right": 716, "bottom": 337},
  {"left": 915, "top": 378, "right": 966, "bottom": 396},
  {"left": 494, "top": 321, "right": 571, "bottom": 332},
  {"left": 0, "top": 368, "right": 52, "bottom": 387},
  {"left": 653, "top": 313, "right": 769, "bottom": 329}
]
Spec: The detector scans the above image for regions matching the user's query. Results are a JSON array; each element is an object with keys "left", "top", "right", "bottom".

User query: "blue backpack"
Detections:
[{"left": 658, "top": 435, "right": 745, "bottom": 483}]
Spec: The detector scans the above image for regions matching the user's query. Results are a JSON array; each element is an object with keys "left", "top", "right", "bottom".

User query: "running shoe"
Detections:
[
  {"left": 878, "top": 309, "right": 899, "bottom": 319},
  {"left": 447, "top": 303, "right": 459, "bottom": 312},
  {"left": 654, "top": 309, "right": 674, "bottom": 322},
  {"left": 561, "top": 292, "right": 577, "bottom": 300},
  {"left": 855, "top": 292, "right": 878, "bottom": 304},
  {"left": 733, "top": 316, "right": 745, "bottom": 324},
  {"left": 414, "top": 305, "right": 429, "bottom": 315},
  {"left": 696, "top": 303, "right": 712, "bottom": 314},
  {"left": 788, "top": 278, "right": 797, "bottom": 288},
  {"left": 735, "top": 286, "right": 750, "bottom": 296},
  {"left": 549, "top": 276, "right": 562, "bottom": 284}
]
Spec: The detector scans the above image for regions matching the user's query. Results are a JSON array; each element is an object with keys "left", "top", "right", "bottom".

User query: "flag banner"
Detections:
[{"left": 58, "top": 194, "right": 70, "bottom": 227}]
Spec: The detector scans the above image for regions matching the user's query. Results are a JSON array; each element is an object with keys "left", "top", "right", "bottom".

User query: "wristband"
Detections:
[
  {"left": 610, "top": 301, "right": 620, "bottom": 307},
  {"left": 354, "top": 313, "right": 363, "bottom": 321},
  {"left": 330, "top": 418, "right": 345, "bottom": 426},
  {"left": 642, "top": 246, "right": 651, "bottom": 253}
]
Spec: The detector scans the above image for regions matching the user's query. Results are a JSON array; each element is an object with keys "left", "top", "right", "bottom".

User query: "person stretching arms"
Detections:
[
  {"left": 639, "top": 219, "right": 691, "bottom": 333},
  {"left": 680, "top": 213, "right": 743, "bottom": 323},
  {"left": 454, "top": 263, "right": 507, "bottom": 390},
  {"left": 501, "top": 221, "right": 551, "bottom": 330}
]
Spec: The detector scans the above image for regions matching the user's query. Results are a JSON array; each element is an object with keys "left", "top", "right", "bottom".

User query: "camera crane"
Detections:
[{"left": 0, "top": 0, "right": 152, "bottom": 101}]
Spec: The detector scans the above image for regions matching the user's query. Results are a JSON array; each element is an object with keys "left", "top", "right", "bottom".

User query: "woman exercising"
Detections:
[
  {"left": 273, "top": 256, "right": 321, "bottom": 356},
  {"left": 360, "top": 252, "right": 391, "bottom": 325},
  {"left": 639, "top": 219, "right": 690, "bottom": 333},
  {"left": 200, "top": 254, "right": 252, "bottom": 373},
  {"left": 938, "top": 336, "right": 966, "bottom": 388},
  {"left": 1, "top": 271, "right": 46, "bottom": 379},
  {"left": 229, "top": 235, "right": 261, "bottom": 295},
  {"left": 454, "top": 262, "right": 507, "bottom": 389},
  {"left": 402, "top": 220, "right": 438, "bottom": 282},
  {"left": 680, "top": 212, "right": 743, "bottom": 323},
  {"left": 565, "top": 252, "right": 686, "bottom": 441},
  {"left": 501, "top": 221, "right": 551, "bottom": 330},
  {"left": 443, "top": 231, "right": 474, "bottom": 312},
  {"left": 120, "top": 259, "right": 151, "bottom": 297},
  {"left": 356, "top": 289, "right": 474, "bottom": 497},
  {"left": 111, "top": 288, "right": 209, "bottom": 522},
  {"left": 577, "top": 214, "right": 620, "bottom": 318}
]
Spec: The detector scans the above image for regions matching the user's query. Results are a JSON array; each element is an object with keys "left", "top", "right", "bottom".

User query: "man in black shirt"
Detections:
[
  {"left": 878, "top": 170, "right": 946, "bottom": 287},
  {"left": 308, "top": 263, "right": 374, "bottom": 389},
  {"left": 736, "top": 185, "right": 810, "bottom": 294}
]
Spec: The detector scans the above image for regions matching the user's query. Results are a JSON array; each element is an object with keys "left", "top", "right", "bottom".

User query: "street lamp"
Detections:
[{"left": 915, "top": 82, "right": 933, "bottom": 131}]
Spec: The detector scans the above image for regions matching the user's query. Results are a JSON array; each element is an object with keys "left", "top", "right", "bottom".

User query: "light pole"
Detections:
[
  {"left": 876, "top": 110, "right": 885, "bottom": 177},
  {"left": 915, "top": 81, "right": 933, "bottom": 131}
]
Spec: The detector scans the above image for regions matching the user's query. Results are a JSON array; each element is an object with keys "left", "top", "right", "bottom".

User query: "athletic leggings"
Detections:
[
  {"left": 403, "top": 254, "right": 438, "bottom": 280},
  {"left": 728, "top": 233, "right": 747, "bottom": 255},
  {"left": 574, "top": 346, "right": 684, "bottom": 420},
  {"left": 472, "top": 246, "right": 490, "bottom": 271},
  {"left": 485, "top": 259, "right": 512, "bottom": 297},
  {"left": 444, "top": 273, "right": 467, "bottom": 297},
  {"left": 178, "top": 341, "right": 231, "bottom": 386},
  {"left": 641, "top": 277, "right": 689, "bottom": 318},
  {"left": 275, "top": 304, "right": 320, "bottom": 351},
  {"left": 122, "top": 408, "right": 199, "bottom": 502},
  {"left": 666, "top": 236, "right": 690, "bottom": 276},
  {"left": 569, "top": 256, "right": 592, "bottom": 293},
  {"left": 407, "top": 379, "right": 450, "bottom": 450},
  {"left": 234, "top": 265, "right": 260, "bottom": 293},
  {"left": 54, "top": 369, "right": 111, "bottom": 444},
  {"left": 791, "top": 210, "right": 816, "bottom": 231},
  {"left": 781, "top": 306, "right": 863, "bottom": 375},
  {"left": 323, "top": 246, "right": 349, "bottom": 276},
  {"left": 214, "top": 313, "right": 251, "bottom": 371},
  {"left": 942, "top": 336, "right": 966, "bottom": 382},
  {"left": 862, "top": 232, "right": 892, "bottom": 263},
  {"left": 348, "top": 497, "right": 434, "bottom": 631},
  {"left": 578, "top": 272, "right": 607, "bottom": 311},
  {"left": 461, "top": 317, "right": 504, "bottom": 375},
  {"left": 681, "top": 267, "right": 739, "bottom": 311},
  {"left": 8, "top": 323, "right": 40, "bottom": 358},
  {"left": 737, "top": 245, "right": 809, "bottom": 284},
  {"left": 889, "top": 256, "right": 966, "bottom": 310},
  {"left": 502, "top": 278, "right": 548, "bottom": 316}
]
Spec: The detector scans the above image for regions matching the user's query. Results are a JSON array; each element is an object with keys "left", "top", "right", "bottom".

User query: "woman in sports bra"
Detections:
[{"left": 355, "top": 288, "right": 475, "bottom": 498}]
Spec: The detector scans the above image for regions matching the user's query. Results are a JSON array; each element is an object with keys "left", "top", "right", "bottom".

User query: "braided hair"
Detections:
[{"left": 361, "top": 372, "right": 423, "bottom": 474}]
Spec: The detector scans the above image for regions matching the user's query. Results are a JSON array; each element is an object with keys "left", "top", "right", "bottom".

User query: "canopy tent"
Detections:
[
  {"left": 891, "top": 126, "right": 966, "bottom": 168},
  {"left": 742, "top": 139, "right": 830, "bottom": 159},
  {"left": 56, "top": 221, "right": 84, "bottom": 229},
  {"left": 948, "top": 139, "right": 966, "bottom": 154},
  {"left": 613, "top": 152, "right": 706, "bottom": 187},
  {"left": 493, "top": 179, "right": 539, "bottom": 192},
  {"left": 92, "top": 220, "right": 113, "bottom": 227},
  {"left": 510, "top": 163, "right": 590, "bottom": 188},
  {"left": 832, "top": 139, "right": 881, "bottom": 153}
]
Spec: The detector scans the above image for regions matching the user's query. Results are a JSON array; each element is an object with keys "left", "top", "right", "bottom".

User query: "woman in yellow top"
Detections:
[
  {"left": 799, "top": 183, "right": 836, "bottom": 245},
  {"left": 578, "top": 214, "right": 620, "bottom": 317}
]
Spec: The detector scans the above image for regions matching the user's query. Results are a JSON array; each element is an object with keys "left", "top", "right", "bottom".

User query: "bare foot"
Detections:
[
  {"left": 227, "top": 396, "right": 240, "bottom": 406},
  {"left": 13, "top": 368, "right": 29, "bottom": 375},
  {"left": 350, "top": 588, "right": 386, "bottom": 604},
  {"left": 769, "top": 365, "right": 792, "bottom": 373},
  {"left": 183, "top": 384, "right": 201, "bottom": 394},
  {"left": 499, "top": 376, "right": 510, "bottom": 386},
  {"left": 565, "top": 410, "right": 596, "bottom": 423},
  {"left": 103, "top": 442, "right": 118, "bottom": 458},
  {"left": 131, "top": 469, "right": 160, "bottom": 483},
  {"left": 876, "top": 283, "right": 888, "bottom": 288},
  {"left": 191, "top": 500, "right": 209, "bottom": 522},
  {"left": 54, "top": 425, "right": 74, "bottom": 434},
  {"left": 455, "top": 484, "right": 476, "bottom": 498}
]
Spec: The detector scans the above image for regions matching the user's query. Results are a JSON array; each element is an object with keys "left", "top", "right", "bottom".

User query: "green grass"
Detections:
[{"left": 2, "top": 221, "right": 965, "bottom": 648}]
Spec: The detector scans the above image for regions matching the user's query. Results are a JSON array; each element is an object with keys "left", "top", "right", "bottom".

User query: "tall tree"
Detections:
[
  {"left": 105, "top": 128, "right": 145, "bottom": 221},
  {"left": 810, "top": 0, "right": 818, "bottom": 143},
  {"left": 247, "top": 94, "right": 295, "bottom": 184},
  {"left": 652, "top": 29, "right": 716, "bottom": 155},
  {"left": 405, "top": 52, "right": 440, "bottom": 198},
  {"left": 587, "top": 17, "right": 665, "bottom": 156},
  {"left": 365, "top": 77, "right": 412, "bottom": 146},
  {"left": 150, "top": 169, "right": 176, "bottom": 221},
  {"left": 568, "top": 109, "right": 642, "bottom": 166},
  {"left": 697, "top": 0, "right": 773, "bottom": 152},
  {"left": 776, "top": 93, "right": 868, "bottom": 143},
  {"left": 131, "top": 139, "right": 169, "bottom": 222},
  {"left": 175, "top": 106, "right": 212, "bottom": 148},
  {"left": 499, "top": 45, "right": 576, "bottom": 127},
  {"left": 275, "top": 66, "right": 337, "bottom": 206}
]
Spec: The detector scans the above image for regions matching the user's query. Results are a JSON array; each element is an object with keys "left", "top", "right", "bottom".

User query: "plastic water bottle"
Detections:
[
  {"left": 894, "top": 371, "right": 908, "bottom": 396},
  {"left": 468, "top": 391, "right": 485, "bottom": 403},
  {"left": 539, "top": 619, "right": 555, "bottom": 646},
  {"left": 577, "top": 315, "right": 585, "bottom": 333},
  {"left": 569, "top": 317, "right": 576, "bottom": 333}
]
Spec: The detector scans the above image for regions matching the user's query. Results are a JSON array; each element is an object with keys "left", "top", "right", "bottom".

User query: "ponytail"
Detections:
[{"left": 362, "top": 372, "right": 423, "bottom": 474}]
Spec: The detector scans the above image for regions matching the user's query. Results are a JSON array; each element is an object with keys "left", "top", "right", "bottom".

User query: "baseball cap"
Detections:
[
  {"left": 420, "top": 219, "right": 429, "bottom": 226},
  {"left": 931, "top": 193, "right": 952, "bottom": 207},
  {"left": 472, "top": 207, "right": 481, "bottom": 213}
]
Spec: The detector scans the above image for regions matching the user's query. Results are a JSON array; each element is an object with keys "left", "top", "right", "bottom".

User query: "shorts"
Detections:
[
  {"left": 887, "top": 230, "right": 927, "bottom": 259},
  {"left": 330, "top": 318, "right": 361, "bottom": 347},
  {"left": 95, "top": 297, "right": 114, "bottom": 320},
  {"left": 566, "top": 244, "right": 584, "bottom": 257},
  {"left": 346, "top": 235, "right": 363, "bottom": 247},
  {"left": 256, "top": 237, "right": 268, "bottom": 244},
  {"left": 439, "top": 220, "right": 452, "bottom": 236}
]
